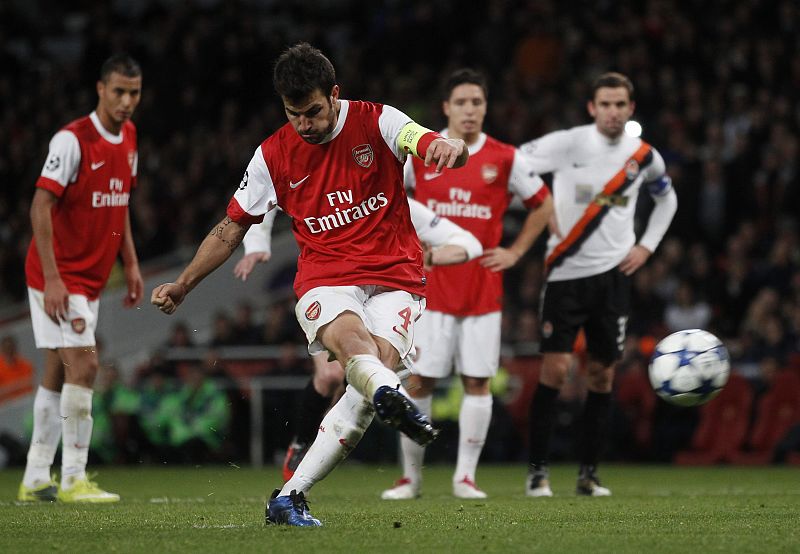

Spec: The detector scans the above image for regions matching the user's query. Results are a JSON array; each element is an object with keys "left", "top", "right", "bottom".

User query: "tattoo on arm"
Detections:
[{"left": 210, "top": 216, "right": 247, "bottom": 252}]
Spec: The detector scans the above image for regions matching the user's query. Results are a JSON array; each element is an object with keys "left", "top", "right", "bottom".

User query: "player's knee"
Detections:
[
  {"left": 540, "top": 355, "right": 571, "bottom": 389},
  {"left": 586, "top": 359, "right": 615, "bottom": 392},
  {"left": 408, "top": 375, "right": 436, "bottom": 397},
  {"left": 62, "top": 348, "right": 100, "bottom": 387},
  {"left": 462, "top": 376, "right": 490, "bottom": 395}
]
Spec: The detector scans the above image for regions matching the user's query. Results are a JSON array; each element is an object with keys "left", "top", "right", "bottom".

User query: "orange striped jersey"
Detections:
[{"left": 520, "top": 124, "right": 673, "bottom": 282}]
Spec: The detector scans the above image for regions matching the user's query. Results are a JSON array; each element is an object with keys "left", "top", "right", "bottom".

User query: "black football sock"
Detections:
[
  {"left": 578, "top": 390, "right": 612, "bottom": 473},
  {"left": 294, "top": 379, "right": 332, "bottom": 445},
  {"left": 527, "top": 383, "right": 560, "bottom": 471}
]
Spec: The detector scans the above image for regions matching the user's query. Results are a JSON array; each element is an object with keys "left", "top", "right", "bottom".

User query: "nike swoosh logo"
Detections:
[
  {"left": 289, "top": 175, "right": 310, "bottom": 189},
  {"left": 423, "top": 172, "right": 442, "bottom": 181},
  {"left": 572, "top": 162, "right": 587, "bottom": 168},
  {"left": 91, "top": 161, "right": 105, "bottom": 171}
]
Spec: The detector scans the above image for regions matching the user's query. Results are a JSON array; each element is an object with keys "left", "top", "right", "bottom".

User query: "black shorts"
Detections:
[{"left": 539, "top": 267, "right": 631, "bottom": 366}]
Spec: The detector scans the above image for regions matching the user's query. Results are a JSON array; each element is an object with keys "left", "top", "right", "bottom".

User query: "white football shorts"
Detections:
[
  {"left": 412, "top": 310, "right": 501, "bottom": 378},
  {"left": 295, "top": 285, "right": 426, "bottom": 361},
  {"left": 28, "top": 287, "right": 99, "bottom": 349}
]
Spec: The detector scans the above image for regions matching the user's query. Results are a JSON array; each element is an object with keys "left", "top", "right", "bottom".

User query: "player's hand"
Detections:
[
  {"left": 43, "top": 277, "right": 69, "bottom": 324},
  {"left": 150, "top": 282, "right": 188, "bottom": 315},
  {"left": 619, "top": 244, "right": 651, "bottom": 276},
  {"left": 233, "top": 252, "right": 270, "bottom": 281},
  {"left": 123, "top": 263, "right": 144, "bottom": 308},
  {"left": 480, "top": 247, "right": 520, "bottom": 272},
  {"left": 425, "top": 138, "right": 466, "bottom": 173}
]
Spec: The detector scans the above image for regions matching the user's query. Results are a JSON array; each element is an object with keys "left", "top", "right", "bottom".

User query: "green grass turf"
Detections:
[{"left": 1, "top": 464, "right": 798, "bottom": 553}]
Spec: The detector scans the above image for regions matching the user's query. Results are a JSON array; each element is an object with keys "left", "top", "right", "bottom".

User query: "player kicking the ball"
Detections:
[
  {"left": 234, "top": 197, "right": 483, "bottom": 483},
  {"left": 151, "top": 43, "right": 467, "bottom": 526}
]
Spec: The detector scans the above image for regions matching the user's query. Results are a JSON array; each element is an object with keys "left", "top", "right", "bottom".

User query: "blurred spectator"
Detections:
[
  {"left": 0, "top": 335, "right": 34, "bottom": 403},
  {"left": 158, "top": 363, "right": 230, "bottom": 463},
  {"left": 135, "top": 362, "right": 174, "bottom": 461},
  {"left": 166, "top": 321, "right": 195, "bottom": 348},
  {"left": 231, "top": 301, "right": 261, "bottom": 345},
  {"left": 209, "top": 310, "right": 236, "bottom": 347},
  {"left": 91, "top": 364, "right": 140, "bottom": 463},
  {"left": 664, "top": 280, "right": 712, "bottom": 332}
]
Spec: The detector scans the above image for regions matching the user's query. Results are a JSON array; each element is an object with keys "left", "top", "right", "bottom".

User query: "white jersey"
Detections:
[
  {"left": 520, "top": 124, "right": 677, "bottom": 282},
  {"left": 243, "top": 197, "right": 482, "bottom": 260}
]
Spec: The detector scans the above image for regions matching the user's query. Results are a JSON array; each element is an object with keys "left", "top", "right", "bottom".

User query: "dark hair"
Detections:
[
  {"left": 591, "top": 72, "right": 634, "bottom": 101},
  {"left": 100, "top": 54, "right": 142, "bottom": 82},
  {"left": 442, "top": 68, "right": 488, "bottom": 101},
  {"left": 273, "top": 42, "right": 336, "bottom": 103}
]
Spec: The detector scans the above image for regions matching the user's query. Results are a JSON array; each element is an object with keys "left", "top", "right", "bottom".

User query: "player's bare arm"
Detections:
[
  {"left": 120, "top": 210, "right": 143, "bottom": 307},
  {"left": 482, "top": 194, "right": 554, "bottom": 272},
  {"left": 151, "top": 216, "right": 250, "bottom": 314},
  {"left": 30, "top": 188, "right": 68, "bottom": 323}
]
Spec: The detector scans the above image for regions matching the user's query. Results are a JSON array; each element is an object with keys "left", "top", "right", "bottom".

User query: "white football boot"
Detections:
[
  {"left": 453, "top": 476, "right": 487, "bottom": 499},
  {"left": 381, "top": 477, "right": 420, "bottom": 500}
]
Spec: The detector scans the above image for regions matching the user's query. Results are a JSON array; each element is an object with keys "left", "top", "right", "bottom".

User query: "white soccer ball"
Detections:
[{"left": 648, "top": 329, "right": 730, "bottom": 407}]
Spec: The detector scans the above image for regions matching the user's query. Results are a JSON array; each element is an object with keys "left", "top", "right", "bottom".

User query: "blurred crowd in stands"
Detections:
[{"left": 1, "top": 0, "right": 799, "bottom": 464}]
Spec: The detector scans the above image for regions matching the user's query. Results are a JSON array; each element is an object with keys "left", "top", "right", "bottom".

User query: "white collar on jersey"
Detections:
[
  {"left": 317, "top": 99, "right": 350, "bottom": 144},
  {"left": 90, "top": 111, "right": 124, "bottom": 144},
  {"left": 591, "top": 123, "right": 625, "bottom": 146},
  {"left": 441, "top": 129, "right": 487, "bottom": 155}
]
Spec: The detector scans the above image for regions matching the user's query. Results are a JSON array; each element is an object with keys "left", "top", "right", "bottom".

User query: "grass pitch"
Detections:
[{"left": 1, "top": 464, "right": 798, "bottom": 553}]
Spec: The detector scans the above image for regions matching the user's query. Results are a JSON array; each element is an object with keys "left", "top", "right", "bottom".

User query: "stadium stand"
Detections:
[{"left": 1, "top": 0, "right": 798, "bottom": 465}]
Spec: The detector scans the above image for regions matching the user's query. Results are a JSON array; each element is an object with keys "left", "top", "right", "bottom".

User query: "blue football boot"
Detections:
[
  {"left": 266, "top": 489, "right": 322, "bottom": 527},
  {"left": 373, "top": 385, "right": 439, "bottom": 446}
]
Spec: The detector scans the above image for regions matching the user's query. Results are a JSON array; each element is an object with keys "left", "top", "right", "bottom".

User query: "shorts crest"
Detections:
[
  {"left": 305, "top": 301, "right": 321, "bottom": 321},
  {"left": 71, "top": 318, "right": 86, "bottom": 334}
]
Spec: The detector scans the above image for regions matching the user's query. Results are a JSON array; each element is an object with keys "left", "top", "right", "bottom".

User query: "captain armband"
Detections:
[
  {"left": 397, "top": 122, "right": 441, "bottom": 159},
  {"left": 646, "top": 174, "right": 673, "bottom": 196}
]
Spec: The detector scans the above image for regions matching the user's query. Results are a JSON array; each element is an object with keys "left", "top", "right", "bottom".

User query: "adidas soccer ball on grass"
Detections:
[{"left": 648, "top": 329, "right": 730, "bottom": 407}]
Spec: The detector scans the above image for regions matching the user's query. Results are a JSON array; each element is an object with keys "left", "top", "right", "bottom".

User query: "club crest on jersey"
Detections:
[
  {"left": 625, "top": 159, "right": 640, "bottom": 179},
  {"left": 305, "top": 301, "right": 321, "bottom": 321},
  {"left": 71, "top": 318, "right": 86, "bottom": 334},
  {"left": 481, "top": 164, "right": 499, "bottom": 184},
  {"left": 352, "top": 144, "right": 374, "bottom": 168}
]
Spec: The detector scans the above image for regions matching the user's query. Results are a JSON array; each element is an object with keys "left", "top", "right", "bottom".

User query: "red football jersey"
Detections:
[
  {"left": 409, "top": 132, "right": 548, "bottom": 316},
  {"left": 228, "top": 100, "right": 425, "bottom": 299},
  {"left": 26, "top": 112, "right": 138, "bottom": 300}
]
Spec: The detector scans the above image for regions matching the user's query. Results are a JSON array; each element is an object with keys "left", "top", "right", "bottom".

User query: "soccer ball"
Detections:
[{"left": 648, "top": 329, "right": 730, "bottom": 407}]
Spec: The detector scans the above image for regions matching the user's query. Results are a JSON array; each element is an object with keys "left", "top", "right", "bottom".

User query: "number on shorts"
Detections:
[{"left": 397, "top": 307, "right": 412, "bottom": 332}]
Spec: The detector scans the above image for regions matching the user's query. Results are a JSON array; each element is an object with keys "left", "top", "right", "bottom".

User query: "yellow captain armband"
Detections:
[{"left": 397, "top": 121, "right": 439, "bottom": 159}]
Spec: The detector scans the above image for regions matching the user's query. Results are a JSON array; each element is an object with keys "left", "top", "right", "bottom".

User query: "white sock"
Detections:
[
  {"left": 281, "top": 385, "right": 374, "bottom": 496},
  {"left": 60, "top": 383, "right": 93, "bottom": 488},
  {"left": 22, "top": 387, "right": 62, "bottom": 488},
  {"left": 344, "top": 354, "right": 400, "bottom": 400},
  {"left": 398, "top": 395, "right": 432, "bottom": 488},
  {"left": 453, "top": 394, "right": 492, "bottom": 484}
]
